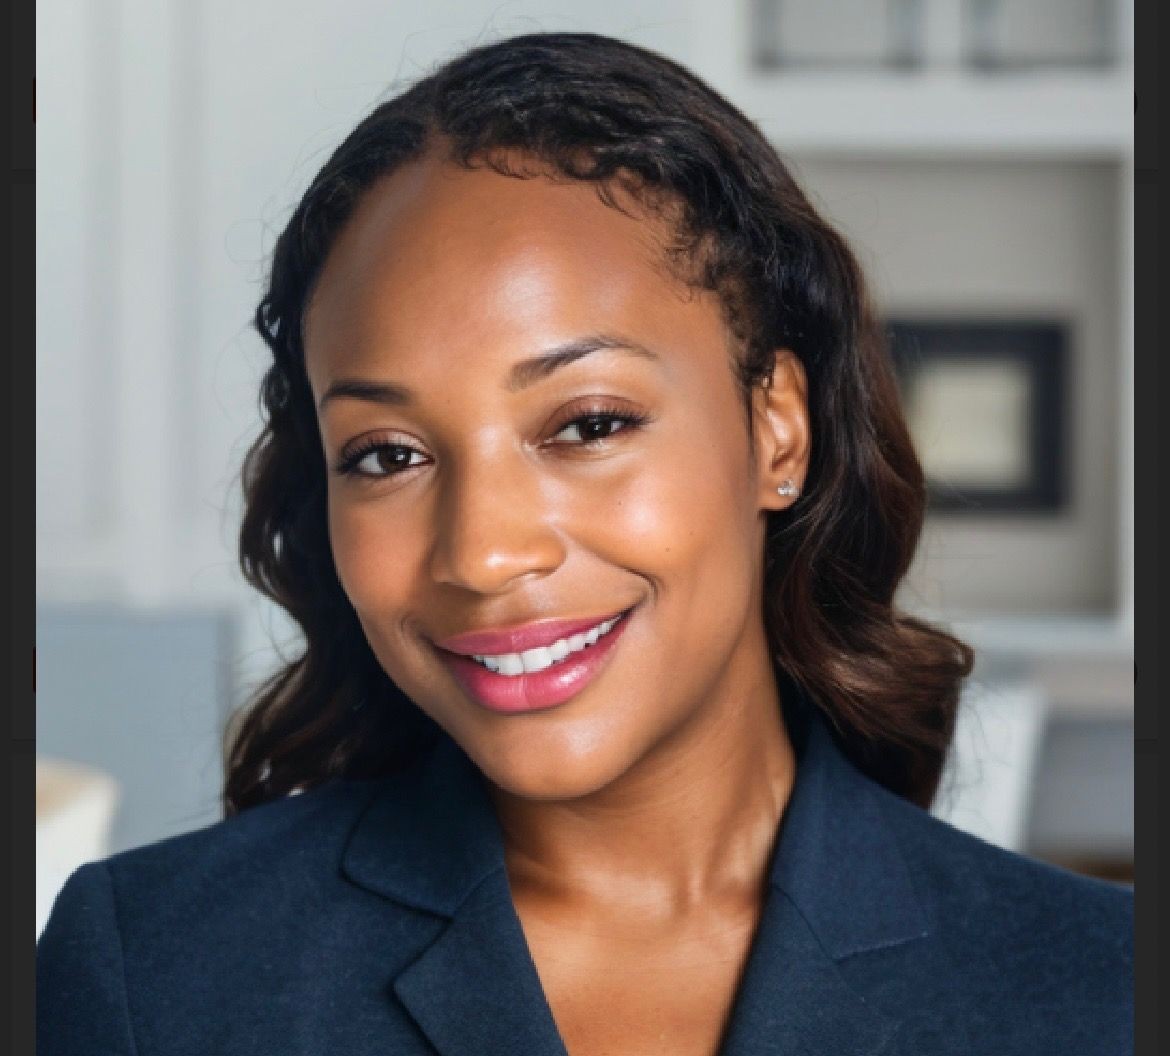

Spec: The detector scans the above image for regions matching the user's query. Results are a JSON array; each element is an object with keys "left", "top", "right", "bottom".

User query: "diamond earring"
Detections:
[{"left": 776, "top": 479, "right": 797, "bottom": 497}]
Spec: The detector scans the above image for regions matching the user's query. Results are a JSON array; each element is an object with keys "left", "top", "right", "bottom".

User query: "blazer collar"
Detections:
[
  {"left": 715, "top": 709, "right": 931, "bottom": 1056},
  {"left": 766, "top": 709, "right": 931, "bottom": 958},
  {"left": 341, "top": 731, "right": 507, "bottom": 917},
  {"left": 342, "top": 734, "right": 567, "bottom": 1055},
  {"left": 341, "top": 706, "right": 929, "bottom": 1056}
]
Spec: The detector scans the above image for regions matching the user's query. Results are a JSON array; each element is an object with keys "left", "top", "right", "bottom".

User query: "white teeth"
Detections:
[
  {"left": 496, "top": 654, "right": 525, "bottom": 676},
  {"left": 518, "top": 645, "right": 553, "bottom": 674},
  {"left": 473, "top": 614, "right": 622, "bottom": 676}
]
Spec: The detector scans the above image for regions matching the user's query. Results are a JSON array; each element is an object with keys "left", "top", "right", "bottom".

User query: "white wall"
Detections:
[
  {"left": 36, "top": 0, "right": 1133, "bottom": 864},
  {"left": 36, "top": 0, "right": 706, "bottom": 701},
  {"left": 37, "top": 0, "right": 1133, "bottom": 661},
  {"left": 795, "top": 155, "right": 1122, "bottom": 615}
]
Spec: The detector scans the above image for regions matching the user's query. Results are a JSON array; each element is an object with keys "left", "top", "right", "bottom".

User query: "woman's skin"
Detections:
[{"left": 303, "top": 145, "right": 811, "bottom": 1055}]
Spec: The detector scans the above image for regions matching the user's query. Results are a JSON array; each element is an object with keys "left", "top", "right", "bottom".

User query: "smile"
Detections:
[
  {"left": 470, "top": 613, "right": 623, "bottom": 675},
  {"left": 437, "top": 606, "right": 637, "bottom": 714}
]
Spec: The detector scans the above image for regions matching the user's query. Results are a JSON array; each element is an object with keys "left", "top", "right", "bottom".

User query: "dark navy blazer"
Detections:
[{"left": 38, "top": 709, "right": 1133, "bottom": 1055}]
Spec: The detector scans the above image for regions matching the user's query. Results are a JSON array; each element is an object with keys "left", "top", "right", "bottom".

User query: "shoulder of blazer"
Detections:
[
  {"left": 90, "top": 776, "right": 395, "bottom": 931},
  {"left": 857, "top": 775, "right": 1133, "bottom": 1011},
  {"left": 874, "top": 776, "right": 1132, "bottom": 940},
  {"left": 37, "top": 776, "right": 406, "bottom": 1054}
]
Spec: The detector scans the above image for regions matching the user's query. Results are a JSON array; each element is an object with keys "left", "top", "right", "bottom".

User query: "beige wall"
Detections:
[{"left": 791, "top": 156, "right": 1122, "bottom": 615}]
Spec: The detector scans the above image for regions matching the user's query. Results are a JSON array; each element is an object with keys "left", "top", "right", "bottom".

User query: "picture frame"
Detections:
[
  {"left": 751, "top": 0, "right": 924, "bottom": 72},
  {"left": 963, "top": 0, "right": 1117, "bottom": 72},
  {"left": 885, "top": 319, "right": 1069, "bottom": 515}
]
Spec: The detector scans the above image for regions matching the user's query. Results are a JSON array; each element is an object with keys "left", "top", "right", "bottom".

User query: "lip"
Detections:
[
  {"left": 434, "top": 605, "right": 637, "bottom": 715},
  {"left": 433, "top": 609, "right": 632, "bottom": 657}
]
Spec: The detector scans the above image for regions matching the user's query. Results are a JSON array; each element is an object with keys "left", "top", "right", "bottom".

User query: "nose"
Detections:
[{"left": 428, "top": 445, "right": 567, "bottom": 596}]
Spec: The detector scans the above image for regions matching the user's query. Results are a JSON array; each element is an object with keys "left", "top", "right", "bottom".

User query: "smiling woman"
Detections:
[
  {"left": 296, "top": 149, "right": 811, "bottom": 810},
  {"left": 37, "top": 31, "right": 1131, "bottom": 1056}
]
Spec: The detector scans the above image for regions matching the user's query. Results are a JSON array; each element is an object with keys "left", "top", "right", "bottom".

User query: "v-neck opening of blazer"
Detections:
[{"left": 338, "top": 700, "right": 933, "bottom": 1056}]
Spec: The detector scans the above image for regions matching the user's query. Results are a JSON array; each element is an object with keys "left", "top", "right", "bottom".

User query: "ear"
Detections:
[{"left": 751, "top": 348, "right": 810, "bottom": 511}]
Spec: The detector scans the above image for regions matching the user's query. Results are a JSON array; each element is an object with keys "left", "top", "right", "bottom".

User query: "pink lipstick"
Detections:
[{"left": 433, "top": 607, "right": 636, "bottom": 714}]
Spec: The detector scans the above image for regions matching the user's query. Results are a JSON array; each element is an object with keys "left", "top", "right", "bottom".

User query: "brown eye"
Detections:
[
  {"left": 550, "top": 410, "right": 650, "bottom": 447},
  {"left": 335, "top": 442, "right": 427, "bottom": 479}
]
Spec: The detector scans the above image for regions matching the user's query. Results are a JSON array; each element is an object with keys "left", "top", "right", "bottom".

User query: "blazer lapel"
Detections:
[
  {"left": 392, "top": 871, "right": 569, "bottom": 1056},
  {"left": 340, "top": 709, "right": 930, "bottom": 1056},
  {"left": 340, "top": 733, "right": 568, "bottom": 1056},
  {"left": 718, "top": 711, "right": 931, "bottom": 1056},
  {"left": 717, "top": 893, "right": 897, "bottom": 1056}
]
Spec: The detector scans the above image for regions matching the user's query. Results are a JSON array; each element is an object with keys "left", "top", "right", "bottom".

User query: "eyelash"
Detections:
[{"left": 332, "top": 403, "right": 651, "bottom": 481}]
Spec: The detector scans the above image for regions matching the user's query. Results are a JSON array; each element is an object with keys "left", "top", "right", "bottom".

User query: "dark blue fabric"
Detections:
[{"left": 37, "top": 711, "right": 1133, "bottom": 1054}]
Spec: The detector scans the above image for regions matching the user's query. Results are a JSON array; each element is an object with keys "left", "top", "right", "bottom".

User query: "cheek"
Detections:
[
  {"left": 599, "top": 417, "right": 757, "bottom": 579},
  {"left": 327, "top": 495, "right": 419, "bottom": 617},
  {"left": 600, "top": 413, "right": 761, "bottom": 684},
  {"left": 328, "top": 499, "right": 435, "bottom": 698},
  {"left": 324, "top": 405, "right": 758, "bottom": 612}
]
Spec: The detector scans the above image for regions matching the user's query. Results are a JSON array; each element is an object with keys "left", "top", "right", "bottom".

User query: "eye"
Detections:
[
  {"left": 332, "top": 404, "right": 651, "bottom": 483},
  {"left": 549, "top": 408, "right": 650, "bottom": 447},
  {"left": 334, "top": 440, "right": 427, "bottom": 480}
]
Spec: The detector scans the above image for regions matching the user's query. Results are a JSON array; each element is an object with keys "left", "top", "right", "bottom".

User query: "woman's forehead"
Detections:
[{"left": 303, "top": 152, "right": 726, "bottom": 385}]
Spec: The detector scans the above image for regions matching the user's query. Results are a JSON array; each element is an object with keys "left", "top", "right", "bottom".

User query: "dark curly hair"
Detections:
[{"left": 224, "top": 31, "right": 973, "bottom": 816}]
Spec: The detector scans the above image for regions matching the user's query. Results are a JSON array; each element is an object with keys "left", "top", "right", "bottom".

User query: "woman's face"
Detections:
[{"left": 303, "top": 149, "right": 806, "bottom": 800}]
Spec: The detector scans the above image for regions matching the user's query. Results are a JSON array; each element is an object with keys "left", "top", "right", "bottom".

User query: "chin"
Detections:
[{"left": 466, "top": 728, "right": 631, "bottom": 802}]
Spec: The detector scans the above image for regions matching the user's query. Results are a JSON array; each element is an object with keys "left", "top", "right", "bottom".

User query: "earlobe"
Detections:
[{"left": 753, "top": 349, "right": 810, "bottom": 509}]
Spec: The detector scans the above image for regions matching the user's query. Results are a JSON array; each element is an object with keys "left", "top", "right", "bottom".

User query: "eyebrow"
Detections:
[{"left": 317, "top": 334, "right": 659, "bottom": 412}]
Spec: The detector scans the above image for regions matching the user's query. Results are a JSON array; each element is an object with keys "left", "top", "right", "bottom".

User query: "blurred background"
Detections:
[{"left": 35, "top": 0, "right": 1134, "bottom": 934}]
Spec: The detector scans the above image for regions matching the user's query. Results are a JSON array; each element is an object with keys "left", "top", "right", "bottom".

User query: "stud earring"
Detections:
[{"left": 776, "top": 479, "right": 798, "bottom": 497}]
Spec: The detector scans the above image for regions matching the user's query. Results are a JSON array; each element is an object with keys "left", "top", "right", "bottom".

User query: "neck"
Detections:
[{"left": 487, "top": 668, "right": 796, "bottom": 922}]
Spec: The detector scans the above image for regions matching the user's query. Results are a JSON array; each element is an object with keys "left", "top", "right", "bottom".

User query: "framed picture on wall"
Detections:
[{"left": 886, "top": 319, "right": 1068, "bottom": 514}]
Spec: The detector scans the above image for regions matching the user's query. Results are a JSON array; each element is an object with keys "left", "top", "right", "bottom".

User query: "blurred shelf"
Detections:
[
  {"left": 726, "top": 69, "right": 1132, "bottom": 156},
  {"left": 1024, "top": 711, "right": 1134, "bottom": 862},
  {"left": 1033, "top": 695, "right": 1133, "bottom": 720},
  {"left": 937, "top": 613, "right": 1133, "bottom": 658},
  {"left": 1030, "top": 854, "right": 1133, "bottom": 886},
  {"left": 920, "top": 612, "right": 1135, "bottom": 718},
  {"left": 36, "top": 536, "right": 124, "bottom": 602},
  {"left": 37, "top": 524, "right": 245, "bottom": 608}
]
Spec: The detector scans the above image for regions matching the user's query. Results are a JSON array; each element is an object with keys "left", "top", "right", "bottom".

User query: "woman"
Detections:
[{"left": 38, "top": 32, "right": 1132, "bottom": 1055}]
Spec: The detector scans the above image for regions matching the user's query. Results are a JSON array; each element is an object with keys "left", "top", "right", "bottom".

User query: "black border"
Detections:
[
  {"left": 7, "top": 0, "right": 35, "bottom": 1047},
  {"left": 12, "top": 1, "right": 1159, "bottom": 1052},
  {"left": 1131, "top": 0, "right": 1159, "bottom": 1048},
  {"left": 887, "top": 319, "right": 1068, "bottom": 515}
]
